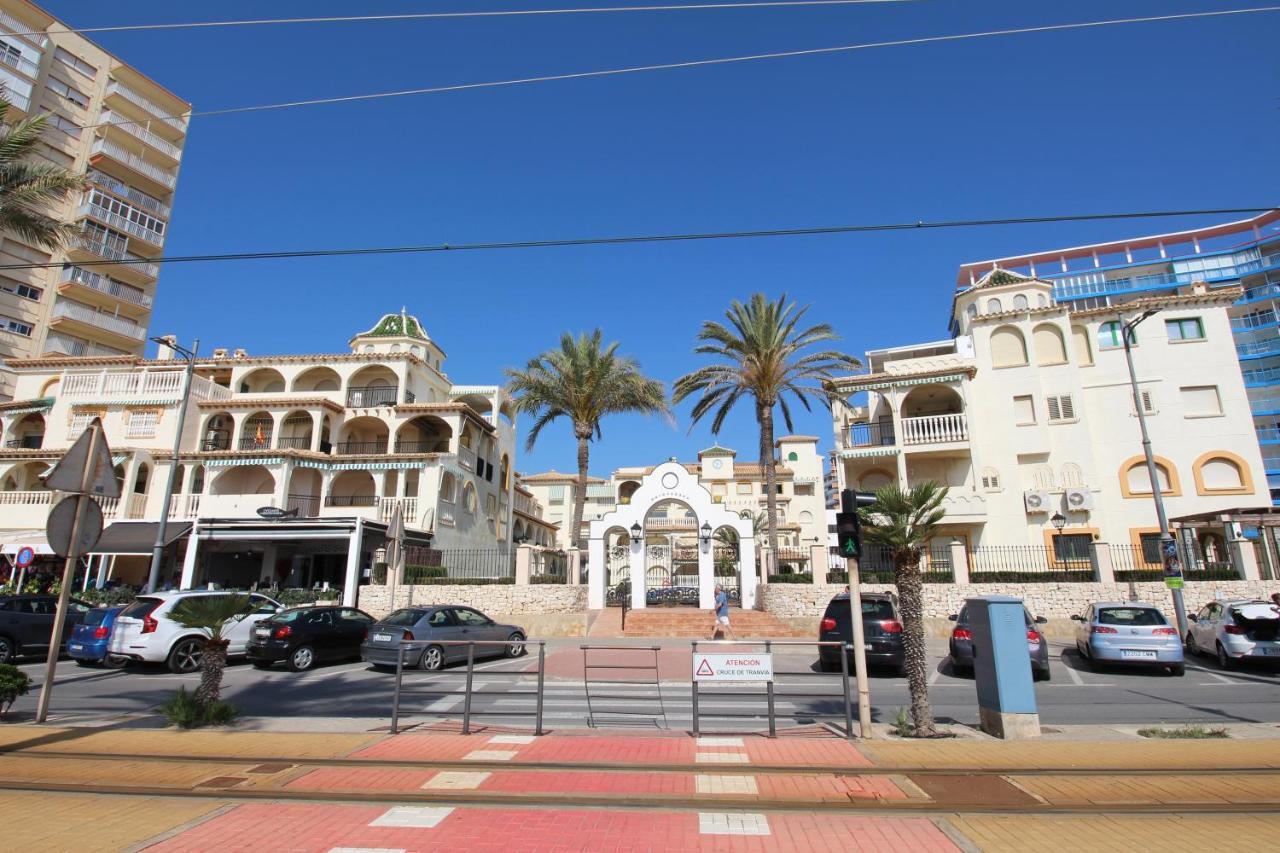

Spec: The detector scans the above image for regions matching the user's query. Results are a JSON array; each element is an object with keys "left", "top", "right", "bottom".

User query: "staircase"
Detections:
[{"left": 622, "top": 607, "right": 809, "bottom": 638}]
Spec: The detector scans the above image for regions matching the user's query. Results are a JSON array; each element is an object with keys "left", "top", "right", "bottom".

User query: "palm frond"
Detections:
[{"left": 168, "top": 595, "right": 253, "bottom": 641}]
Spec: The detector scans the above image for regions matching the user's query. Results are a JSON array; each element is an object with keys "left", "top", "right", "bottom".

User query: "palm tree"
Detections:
[
  {"left": 506, "top": 330, "right": 670, "bottom": 550},
  {"left": 673, "top": 293, "right": 861, "bottom": 555},
  {"left": 859, "top": 482, "right": 948, "bottom": 737},
  {"left": 168, "top": 594, "right": 251, "bottom": 710},
  {"left": 0, "top": 94, "right": 85, "bottom": 249}
]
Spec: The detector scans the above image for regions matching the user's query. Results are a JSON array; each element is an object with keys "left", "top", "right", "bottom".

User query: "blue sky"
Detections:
[{"left": 41, "top": 0, "right": 1279, "bottom": 475}]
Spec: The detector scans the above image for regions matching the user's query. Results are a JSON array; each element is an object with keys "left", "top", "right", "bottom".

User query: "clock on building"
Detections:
[{"left": 711, "top": 459, "right": 723, "bottom": 470}]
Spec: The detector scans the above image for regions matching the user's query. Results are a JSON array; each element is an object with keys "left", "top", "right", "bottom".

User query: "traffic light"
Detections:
[{"left": 835, "top": 511, "right": 861, "bottom": 559}]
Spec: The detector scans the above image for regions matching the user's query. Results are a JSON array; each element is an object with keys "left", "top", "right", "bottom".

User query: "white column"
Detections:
[
  {"left": 179, "top": 526, "right": 200, "bottom": 589},
  {"left": 950, "top": 538, "right": 970, "bottom": 584},
  {"left": 629, "top": 535, "right": 645, "bottom": 609},
  {"left": 739, "top": 535, "right": 758, "bottom": 609},
  {"left": 95, "top": 553, "right": 110, "bottom": 589},
  {"left": 343, "top": 518, "right": 363, "bottom": 606},
  {"left": 587, "top": 538, "right": 604, "bottom": 607}
]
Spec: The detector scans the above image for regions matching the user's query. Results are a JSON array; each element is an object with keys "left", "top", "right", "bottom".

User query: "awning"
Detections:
[
  {"left": 88, "top": 521, "right": 192, "bottom": 556},
  {"left": 1, "top": 531, "right": 55, "bottom": 556}
]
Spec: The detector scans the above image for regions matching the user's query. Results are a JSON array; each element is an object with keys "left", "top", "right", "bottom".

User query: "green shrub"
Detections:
[
  {"left": 766, "top": 573, "right": 812, "bottom": 583},
  {"left": 404, "top": 565, "right": 448, "bottom": 583},
  {"left": 1138, "top": 725, "right": 1228, "bottom": 739},
  {"left": 529, "top": 574, "right": 565, "bottom": 584},
  {"left": 0, "top": 663, "right": 31, "bottom": 718},
  {"left": 159, "top": 686, "right": 238, "bottom": 729},
  {"left": 78, "top": 588, "right": 138, "bottom": 607},
  {"left": 273, "top": 588, "right": 339, "bottom": 607},
  {"left": 414, "top": 577, "right": 515, "bottom": 586},
  {"left": 969, "top": 571, "right": 1095, "bottom": 584}
]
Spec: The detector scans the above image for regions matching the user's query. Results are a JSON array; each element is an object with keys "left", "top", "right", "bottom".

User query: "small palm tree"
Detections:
[
  {"left": 169, "top": 594, "right": 251, "bottom": 709},
  {"left": 0, "top": 94, "right": 85, "bottom": 249},
  {"left": 506, "top": 330, "right": 670, "bottom": 549},
  {"left": 674, "top": 294, "right": 861, "bottom": 554},
  {"left": 860, "top": 482, "right": 948, "bottom": 737}
]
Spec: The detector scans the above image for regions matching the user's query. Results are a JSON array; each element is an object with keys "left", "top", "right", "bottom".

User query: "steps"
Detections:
[{"left": 622, "top": 607, "right": 810, "bottom": 638}]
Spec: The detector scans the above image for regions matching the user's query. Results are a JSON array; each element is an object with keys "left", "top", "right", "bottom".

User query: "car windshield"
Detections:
[
  {"left": 956, "top": 607, "right": 1034, "bottom": 626},
  {"left": 1098, "top": 607, "right": 1166, "bottom": 626},
  {"left": 270, "top": 609, "right": 306, "bottom": 623},
  {"left": 861, "top": 599, "right": 895, "bottom": 619},
  {"left": 380, "top": 609, "right": 423, "bottom": 627},
  {"left": 119, "top": 597, "right": 161, "bottom": 619},
  {"left": 82, "top": 608, "right": 108, "bottom": 627}
]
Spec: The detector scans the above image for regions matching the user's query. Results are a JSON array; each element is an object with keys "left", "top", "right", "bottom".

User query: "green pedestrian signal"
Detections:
[{"left": 836, "top": 511, "right": 861, "bottom": 560}]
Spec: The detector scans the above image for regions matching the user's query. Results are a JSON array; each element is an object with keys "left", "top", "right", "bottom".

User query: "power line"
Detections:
[
  {"left": 8, "top": 0, "right": 919, "bottom": 38},
  {"left": 3, "top": 207, "right": 1272, "bottom": 273},
  {"left": 83, "top": 5, "right": 1280, "bottom": 130}
]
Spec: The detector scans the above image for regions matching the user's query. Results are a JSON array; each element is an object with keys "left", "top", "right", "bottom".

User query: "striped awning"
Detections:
[
  {"left": 0, "top": 397, "right": 54, "bottom": 416},
  {"left": 836, "top": 373, "right": 969, "bottom": 393},
  {"left": 111, "top": 454, "right": 128, "bottom": 465},
  {"left": 295, "top": 459, "right": 429, "bottom": 471},
  {"left": 203, "top": 456, "right": 283, "bottom": 467},
  {"left": 837, "top": 448, "right": 900, "bottom": 459}
]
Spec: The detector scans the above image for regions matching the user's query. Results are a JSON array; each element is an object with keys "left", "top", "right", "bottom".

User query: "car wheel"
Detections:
[
  {"left": 818, "top": 657, "right": 840, "bottom": 673},
  {"left": 167, "top": 637, "right": 204, "bottom": 674},
  {"left": 1169, "top": 663, "right": 1186, "bottom": 677},
  {"left": 74, "top": 659, "right": 96, "bottom": 668},
  {"left": 1185, "top": 633, "right": 1198, "bottom": 656},
  {"left": 369, "top": 663, "right": 395, "bottom": 672},
  {"left": 1216, "top": 643, "right": 1235, "bottom": 671},
  {"left": 0, "top": 635, "right": 15, "bottom": 664},
  {"left": 103, "top": 655, "right": 128, "bottom": 670},
  {"left": 287, "top": 645, "right": 316, "bottom": 672},
  {"left": 505, "top": 633, "right": 526, "bottom": 658},
  {"left": 952, "top": 663, "right": 972, "bottom": 677},
  {"left": 251, "top": 660, "right": 273, "bottom": 670},
  {"left": 419, "top": 645, "right": 445, "bottom": 672},
  {"left": 1033, "top": 667, "right": 1050, "bottom": 682}
]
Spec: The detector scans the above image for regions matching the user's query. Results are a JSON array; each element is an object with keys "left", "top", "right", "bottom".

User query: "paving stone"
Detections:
[
  {"left": 488, "top": 735, "right": 536, "bottom": 745},
  {"left": 464, "top": 750, "right": 518, "bottom": 761},
  {"left": 695, "top": 752, "right": 749, "bottom": 763},
  {"left": 698, "top": 811, "right": 771, "bottom": 836},
  {"left": 695, "top": 774, "right": 758, "bottom": 795},
  {"left": 368, "top": 806, "right": 455, "bottom": 828},
  {"left": 422, "top": 771, "right": 491, "bottom": 790}
]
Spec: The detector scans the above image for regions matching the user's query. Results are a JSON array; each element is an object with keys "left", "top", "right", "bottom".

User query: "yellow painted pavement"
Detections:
[
  {"left": 1012, "top": 773, "right": 1280, "bottom": 806},
  {"left": 0, "top": 725, "right": 384, "bottom": 760},
  {"left": 862, "top": 738, "right": 1280, "bottom": 770},
  {"left": 0, "top": 790, "right": 225, "bottom": 852},
  {"left": 948, "top": 814, "right": 1280, "bottom": 852}
]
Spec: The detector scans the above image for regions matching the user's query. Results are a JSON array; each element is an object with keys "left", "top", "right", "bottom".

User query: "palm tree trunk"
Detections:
[
  {"left": 893, "top": 548, "right": 936, "bottom": 736},
  {"left": 195, "top": 638, "right": 228, "bottom": 709},
  {"left": 571, "top": 432, "right": 590, "bottom": 551},
  {"left": 758, "top": 403, "right": 780, "bottom": 556}
]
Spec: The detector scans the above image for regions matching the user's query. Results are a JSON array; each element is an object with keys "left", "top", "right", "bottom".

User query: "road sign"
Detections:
[
  {"left": 693, "top": 652, "right": 773, "bottom": 682},
  {"left": 14, "top": 546, "right": 35, "bottom": 568},
  {"left": 46, "top": 496, "right": 104, "bottom": 559},
  {"left": 44, "top": 419, "right": 118, "bottom": 497}
]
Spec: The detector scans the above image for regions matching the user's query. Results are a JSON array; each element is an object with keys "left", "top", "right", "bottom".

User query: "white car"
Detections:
[
  {"left": 1185, "top": 598, "right": 1280, "bottom": 669},
  {"left": 109, "top": 590, "right": 282, "bottom": 673}
]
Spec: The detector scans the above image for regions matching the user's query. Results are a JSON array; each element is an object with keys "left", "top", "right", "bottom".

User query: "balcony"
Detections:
[
  {"left": 4, "top": 435, "right": 42, "bottom": 449},
  {"left": 51, "top": 300, "right": 146, "bottom": 343},
  {"left": 201, "top": 437, "right": 231, "bottom": 451},
  {"left": 237, "top": 437, "right": 273, "bottom": 451},
  {"left": 334, "top": 440, "right": 387, "bottom": 455},
  {"left": 90, "top": 138, "right": 177, "bottom": 192},
  {"left": 1244, "top": 365, "right": 1280, "bottom": 387},
  {"left": 0, "top": 47, "right": 38, "bottom": 80},
  {"left": 0, "top": 68, "right": 31, "bottom": 113},
  {"left": 0, "top": 9, "right": 48, "bottom": 48},
  {"left": 100, "top": 110, "right": 182, "bottom": 162},
  {"left": 42, "top": 332, "right": 125, "bottom": 359},
  {"left": 940, "top": 492, "right": 987, "bottom": 521},
  {"left": 1238, "top": 339, "right": 1280, "bottom": 359},
  {"left": 87, "top": 169, "right": 171, "bottom": 218},
  {"left": 61, "top": 369, "right": 193, "bottom": 399},
  {"left": 901, "top": 413, "right": 968, "bottom": 446},
  {"left": 104, "top": 80, "right": 188, "bottom": 135},
  {"left": 79, "top": 199, "right": 166, "bottom": 249},
  {"left": 1232, "top": 311, "right": 1277, "bottom": 331},
  {"left": 276, "top": 436, "right": 312, "bottom": 449},
  {"left": 69, "top": 234, "right": 160, "bottom": 280},
  {"left": 323, "top": 494, "right": 378, "bottom": 507},
  {"left": 167, "top": 494, "right": 201, "bottom": 519},
  {"left": 59, "top": 265, "right": 152, "bottom": 311},
  {"left": 345, "top": 386, "right": 399, "bottom": 407},
  {"left": 848, "top": 421, "right": 896, "bottom": 448}
]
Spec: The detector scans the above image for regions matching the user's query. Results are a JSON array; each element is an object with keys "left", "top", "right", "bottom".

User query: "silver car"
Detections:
[
  {"left": 1185, "top": 598, "right": 1280, "bottom": 669},
  {"left": 1072, "top": 602, "right": 1184, "bottom": 676},
  {"left": 360, "top": 605, "right": 526, "bottom": 671}
]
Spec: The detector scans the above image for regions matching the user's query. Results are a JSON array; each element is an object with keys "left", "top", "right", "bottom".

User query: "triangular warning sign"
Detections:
[
  {"left": 696, "top": 659, "right": 715, "bottom": 677},
  {"left": 44, "top": 418, "right": 119, "bottom": 497}
]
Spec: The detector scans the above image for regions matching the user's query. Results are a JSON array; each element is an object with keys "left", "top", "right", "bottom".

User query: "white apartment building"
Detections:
[
  {"left": 0, "top": 0, "right": 190, "bottom": 399},
  {"left": 522, "top": 436, "right": 830, "bottom": 571},
  {"left": 0, "top": 311, "right": 518, "bottom": 605},
  {"left": 827, "top": 270, "right": 1270, "bottom": 565}
]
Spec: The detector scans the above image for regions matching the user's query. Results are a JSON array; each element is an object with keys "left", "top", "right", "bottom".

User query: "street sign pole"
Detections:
[
  {"left": 34, "top": 424, "right": 100, "bottom": 723},
  {"left": 146, "top": 338, "right": 198, "bottom": 593},
  {"left": 845, "top": 552, "right": 873, "bottom": 739}
]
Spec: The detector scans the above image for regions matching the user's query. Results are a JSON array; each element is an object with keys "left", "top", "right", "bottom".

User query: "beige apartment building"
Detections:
[{"left": 0, "top": 0, "right": 189, "bottom": 400}]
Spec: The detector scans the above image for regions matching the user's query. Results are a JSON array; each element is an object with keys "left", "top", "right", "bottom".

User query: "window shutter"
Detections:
[
  {"left": 1060, "top": 394, "right": 1075, "bottom": 420},
  {"left": 1046, "top": 396, "right": 1061, "bottom": 421}
]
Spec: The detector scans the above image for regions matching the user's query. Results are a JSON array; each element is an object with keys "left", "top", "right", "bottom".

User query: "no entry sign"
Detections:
[{"left": 693, "top": 653, "right": 773, "bottom": 683}]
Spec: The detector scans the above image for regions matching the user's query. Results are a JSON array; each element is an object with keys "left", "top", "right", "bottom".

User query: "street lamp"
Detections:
[
  {"left": 144, "top": 336, "right": 199, "bottom": 594},
  {"left": 1121, "top": 309, "right": 1188, "bottom": 635},
  {"left": 1050, "top": 512, "right": 1067, "bottom": 531},
  {"left": 629, "top": 522, "right": 642, "bottom": 543},
  {"left": 700, "top": 521, "right": 712, "bottom": 547}
]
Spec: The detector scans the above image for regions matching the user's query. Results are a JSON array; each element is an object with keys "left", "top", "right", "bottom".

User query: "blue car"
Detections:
[{"left": 68, "top": 606, "right": 127, "bottom": 668}]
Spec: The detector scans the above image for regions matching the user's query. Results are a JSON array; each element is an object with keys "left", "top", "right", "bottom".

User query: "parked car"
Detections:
[
  {"left": 1071, "top": 602, "right": 1184, "bottom": 675},
  {"left": 948, "top": 604, "right": 1051, "bottom": 681},
  {"left": 817, "top": 592, "right": 905, "bottom": 675},
  {"left": 1185, "top": 598, "right": 1280, "bottom": 669},
  {"left": 0, "top": 594, "right": 92, "bottom": 663},
  {"left": 68, "top": 606, "right": 127, "bottom": 668},
  {"left": 108, "top": 590, "right": 282, "bottom": 673},
  {"left": 361, "top": 606, "right": 526, "bottom": 671},
  {"left": 247, "top": 606, "right": 375, "bottom": 671}
]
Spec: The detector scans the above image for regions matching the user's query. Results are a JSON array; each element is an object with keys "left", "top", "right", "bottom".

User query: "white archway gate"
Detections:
[{"left": 588, "top": 461, "right": 757, "bottom": 610}]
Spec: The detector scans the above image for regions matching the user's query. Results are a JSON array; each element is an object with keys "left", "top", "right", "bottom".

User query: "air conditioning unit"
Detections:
[
  {"left": 1064, "top": 487, "right": 1094, "bottom": 511},
  {"left": 1023, "top": 490, "right": 1051, "bottom": 513}
]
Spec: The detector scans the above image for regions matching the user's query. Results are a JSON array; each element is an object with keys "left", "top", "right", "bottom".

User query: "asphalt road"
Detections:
[{"left": 11, "top": 637, "right": 1280, "bottom": 731}]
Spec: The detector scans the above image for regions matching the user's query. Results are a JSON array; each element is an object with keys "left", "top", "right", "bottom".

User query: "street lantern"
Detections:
[
  {"left": 630, "top": 522, "right": 642, "bottom": 542},
  {"left": 699, "top": 521, "right": 712, "bottom": 546},
  {"left": 1050, "top": 512, "right": 1067, "bottom": 531}
]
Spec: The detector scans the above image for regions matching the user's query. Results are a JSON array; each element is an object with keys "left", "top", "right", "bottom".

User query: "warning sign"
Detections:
[{"left": 693, "top": 653, "right": 773, "bottom": 683}]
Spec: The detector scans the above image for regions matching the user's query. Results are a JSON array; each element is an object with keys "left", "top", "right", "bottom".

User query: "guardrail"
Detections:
[
  {"left": 389, "top": 638, "right": 545, "bottom": 735},
  {"left": 690, "top": 639, "right": 854, "bottom": 739}
]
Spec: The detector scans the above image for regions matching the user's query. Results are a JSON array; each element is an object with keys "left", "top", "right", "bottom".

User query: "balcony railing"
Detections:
[
  {"left": 42, "top": 332, "right": 125, "bottom": 358},
  {"left": 52, "top": 300, "right": 146, "bottom": 340},
  {"left": 324, "top": 494, "right": 378, "bottom": 507},
  {"left": 1242, "top": 283, "right": 1280, "bottom": 303},
  {"left": 1238, "top": 339, "right": 1280, "bottom": 359},
  {"left": 275, "top": 436, "right": 312, "bottom": 449},
  {"left": 70, "top": 234, "right": 160, "bottom": 279},
  {"left": 335, "top": 440, "right": 387, "bottom": 455},
  {"left": 901, "top": 413, "right": 968, "bottom": 445},
  {"left": 167, "top": 494, "right": 201, "bottom": 519},
  {"left": 86, "top": 169, "right": 171, "bottom": 217},
  {"left": 379, "top": 497, "right": 418, "bottom": 524},
  {"left": 1244, "top": 365, "right": 1280, "bottom": 386},
  {"left": 345, "top": 386, "right": 398, "bottom": 407},
  {"left": 848, "top": 421, "right": 896, "bottom": 448},
  {"left": 201, "top": 437, "right": 231, "bottom": 451},
  {"left": 105, "top": 80, "right": 188, "bottom": 133},
  {"left": 79, "top": 199, "right": 166, "bottom": 247},
  {"left": 394, "top": 439, "right": 448, "bottom": 453},
  {"left": 1232, "top": 311, "right": 1277, "bottom": 331},
  {"left": 61, "top": 265, "right": 153, "bottom": 309},
  {"left": 0, "top": 67, "right": 31, "bottom": 111},
  {"left": 286, "top": 493, "right": 320, "bottom": 517},
  {"left": 99, "top": 110, "right": 182, "bottom": 161},
  {"left": 0, "top": 46, "right": 38, "bottom": 79},
  {"left": 0, "top": 9, "right": 48, "bottom": 47},
  {"left": 458, "top": 445, "right": 477, "bottom": 471},
  {"left": 237, "top": 437, "right": 273, "bottom": 450},
  {"left": 0, "top": 490, "right": 54, "bottom": 506},
  {"left": 1259, "top": 427, "right": 1280, "bottom": 444},
  {"left": 91, "top": 138, "right": 178, "bottom": 189}
]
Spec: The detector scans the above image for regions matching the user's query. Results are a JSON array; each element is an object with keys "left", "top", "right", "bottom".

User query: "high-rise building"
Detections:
[
  {"left": 0, "top": 0, "right": 189, "bottom": 399},
  {"left": 956, "top": 210, "right": 1280, "bottom": 501}
]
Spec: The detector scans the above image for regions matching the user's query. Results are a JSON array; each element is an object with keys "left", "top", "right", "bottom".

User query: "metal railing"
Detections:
[
  {"left": 826, "top": 543, "right": 953, "bottom": 583},
  {"left": 0, "top": 46, "right": 38, "bottom": 78},
  {"left": 105, "top": 80, "right": 188, "bottom": 133},
  {"left": 285, "top": 493, "right": 320, "bottom": 517},
  {"left": 324, "top": 494, "right": 377, "bottom": 507},
  {"left": 90, "top": 138, "right": 178, "bottom": 189},
  {"left": 402, "top": 547, "right": 516, "bottom": 582},
  {"left": 345, "top": 386, "right": 398, "bottom": 407},
  {"left": 394, "top": 439, "right": 448, "bottom": 453},
  {"left": 968, "top": 544, "right": 1093, "bottom": 581},
  {"left": 100, "top": 109, "right": 182, "bottom": 160},
  {"left": 60, "top": 265, "right": 152, "bottom": 308},
  {"left": 691, "top": 639, "right": 854, "bottom": 739},
  {"left": 390, "top": 639, "right": 544, "bottom": 735},
  {"left": 70, "top": 232, "right": 161, "bottom": 278},
  {"left": 86, "top": 169, "right": 171, "bottom": 217},
  {"left": 5, "top": 435, "right": 43, "bottom": 449},
  {"left": 53, "top": 299, "right": 147, "bottom": 340},
  {"left": 237, "top": 436, "right": 273, "bottom": 450},
  {"left": 275, "top": 436, "right": 311, "bottom": 449},
  {"left": 79, "top": 199, "right": 166, "bottom": 247},
  {"left": 334, "top": 439, "right": 387, "bottom": 454},
  {"left": 582, "top": 645, "right": 665, "bottom": 728},
  {"left": 847, "top": 421, "right": 895, "bottom": 448}
]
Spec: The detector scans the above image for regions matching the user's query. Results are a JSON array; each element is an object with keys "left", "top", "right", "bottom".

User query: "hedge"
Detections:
[
  {"left": 968, "top": 571, "right": 1096, "bottom": 583},
  {"left": 766, "top": 573, "right": 812, "bottom": 584},
  {"left": 410, "top": 577, "right": 515, "bottom": 586},
  {"left": 530, "top": 574, "right": 566, "bottom": 584}
]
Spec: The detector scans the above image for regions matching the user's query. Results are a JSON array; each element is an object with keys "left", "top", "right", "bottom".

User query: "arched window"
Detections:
[
  {"left": 1193, "top": 451, "right": 1253, "bottom": 495},
  {"left": 1098, "top": 320, "right": 1134, "bottom": 349},
  {"left": 989, "top": 325, "right": 1028, "bottom": 368},
  {"left": 966, "top": 303, "right": 978, "bottom": 320},
  {"left": 986, "top": 297, "right": 1002, "bottom": 314},
  {"left": 980, "top": 467, "right": 1001, "bottom": 491},
  {"left": 1119, "top": 455, "right": 1180, "bottom": 498},
  {"left": 1071, "top": 326, "right": 1093, "bottom": 366},
  {"left": 1037, "top": 293, "right": 1049, "bottom": 308},
  {"left": 787, "top": 451, "right": 798, "bottom": 461},
  {"left": 463, "top": 482, "right": 478, "bottom": 513},
  {"left": 191, "top": 465, "right": 205, "bottom": 494},
  {"left": 858, "top": 469, "right": 894, "bottom": 491},
  {"left": 1012, "top": 294, "right": 1029, "bottom": 311},
  {"left": 1032, "top": 323, "right": 1068, "bottom": 366},
  {"left": 798, "top": 510, "right": 813, "bottom": 524},
  {"left": 1060, "top": 463, "right": 1084, "bottom": 487},
  {"left": 1032, "top": 464, "right": 1055, "bottom": 490},
  {"left": 133, "top": 464, "right": 150, "bottom": 494},
  {"left": 439, "top": 471, "right": 458, "bottom": 503}
]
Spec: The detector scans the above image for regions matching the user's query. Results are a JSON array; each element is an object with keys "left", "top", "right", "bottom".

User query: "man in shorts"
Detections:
[{"left": 709, "top": 583, "right": 736, "bottom": 640}]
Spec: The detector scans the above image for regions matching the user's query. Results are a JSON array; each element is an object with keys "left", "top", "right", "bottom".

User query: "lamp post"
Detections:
[
  {"left": 144, "top": 336, "right": 199, "bottom": 594},
  {"left": 1050, "top": 512, "right": 1066, "bottom": 532},
  {"left": 1121, "top": 310, "right": 1188, "bottom": 635},
  {"left": 699, "top": 521, "right": 712, "bottom": 548}
]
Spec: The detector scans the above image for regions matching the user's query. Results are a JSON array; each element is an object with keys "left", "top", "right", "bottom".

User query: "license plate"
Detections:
[
  {"left": 68, "top": 644, "right": 82, "bottom": 651},
  {"left": 374, "top": 633, "right": 394, "bottom": 643},
  {"left": 1121, "top": 649, "right": 1157, "bottom": 659},
  {"left": 1260, "top": 647, "right": 1280, "bottom": 656},
  {"left": 254, "top": 627, "right": 270, "bottom": 637}
]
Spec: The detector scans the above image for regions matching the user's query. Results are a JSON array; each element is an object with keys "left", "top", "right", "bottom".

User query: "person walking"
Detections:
[{"left": 709, "top": 583, "right": 736, "bottom": 640}]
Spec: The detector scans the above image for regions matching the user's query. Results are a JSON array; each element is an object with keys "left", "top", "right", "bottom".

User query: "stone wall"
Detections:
[{"left": 358, "top": 583, "right": 589, "bottom": 620}]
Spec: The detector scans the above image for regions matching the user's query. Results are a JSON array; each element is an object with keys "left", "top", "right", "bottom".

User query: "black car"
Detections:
[
  {"left": 0, "top": 594, "right": 91, "bottom": 663},
  {"left": 817, "top": 592, "right": 905, "bottom": 675},
  {"left": 948, "top": 604, "right": 1051, "bottom": 681},
  {"left": 246, "top": 605, "right": 375, "bottom": 671}
]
